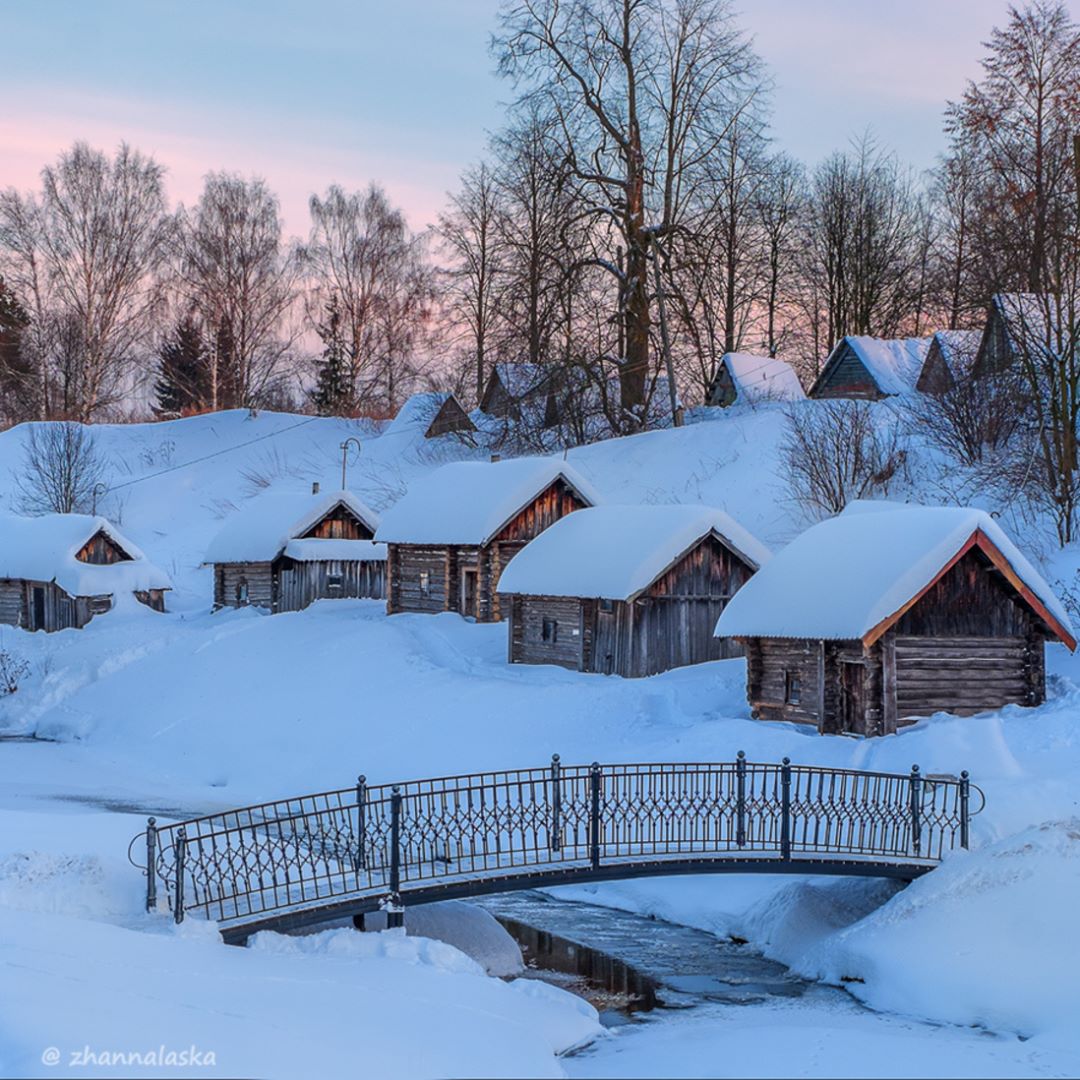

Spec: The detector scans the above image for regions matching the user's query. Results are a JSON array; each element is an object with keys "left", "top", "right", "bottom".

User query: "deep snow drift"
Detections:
[{"left": 0, "top": 405, "right": 1078, "bottom": 1078}]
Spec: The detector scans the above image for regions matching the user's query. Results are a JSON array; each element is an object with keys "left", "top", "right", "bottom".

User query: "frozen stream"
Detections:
[{"left": 478, "top": 891, "right": 1067, "bottom": 1079}]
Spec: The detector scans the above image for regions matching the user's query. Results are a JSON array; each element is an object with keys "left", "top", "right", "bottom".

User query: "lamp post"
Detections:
[
  {"left": 91, "top": 483, "right": 108, "bottom": 515},
  {"left": 339, "top": 437, "right": 362, "bottom": 490}
]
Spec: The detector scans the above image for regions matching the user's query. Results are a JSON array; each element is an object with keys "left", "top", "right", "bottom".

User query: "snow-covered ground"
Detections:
[{"left": 0, "top": 406, "right": 1078, "bottom": 1078}]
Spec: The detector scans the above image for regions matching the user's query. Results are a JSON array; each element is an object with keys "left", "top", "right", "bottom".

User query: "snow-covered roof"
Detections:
[
  {"left": 715, "top": 501, "right": 1075, "bottom": 647},
  {"left": 205, "top": 489, "right": 381, "bottom": 564},
  {"left": 383, "top": 393, "right": 450, "bottom": 436},
  {"left": 489, "top": 363, "right": 554, "bottom": 399},
  {"left": 384, "top": 392, "right": 473, "bottom": 438},
  {"left": 717, "top": 353, "right": 805, "bottom": 404},
  {"left": 0, "top": 513, "right": 171, "bottom": 598},
  {"left": 829, "top": 336, "right": 933, "bottom": 395},
  {"left": 992, "top": 293, "right": 1078, "bottom": 354},
  {"left": 375, "top": 457, "right": 601, "bottom": 546},
  {"left": 496, "top": 504, "right": 771, "bottom": 601},
  {"left": 282, "top": 538, "right": 387, "bottom": 562},
  {"left": 931, "top": 330, "right": 981, "bottom": 374}
]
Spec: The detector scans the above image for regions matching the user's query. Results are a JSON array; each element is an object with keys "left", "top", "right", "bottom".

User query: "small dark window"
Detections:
[
  {"left": 327, "top": 574, "right": 343, "bottom": 591},
  {"left": 236, "top": 577, "right": 249, "bottom": 605},
  {"left": 785, "top": 671, "right": 801, "bottom": 705},
  {"left": 542, "top": 617, "right": 559, "bottom": 643},
  {"left": 599, "top": 598, "right": 614, "bottom": 612},
  {"left": 419, "top": 571, "right": 431, "bottom": 597}
]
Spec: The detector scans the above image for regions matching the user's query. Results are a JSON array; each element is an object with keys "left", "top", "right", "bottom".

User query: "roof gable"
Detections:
[
  {"left": 0, "top": 513, "right": 171, "bottom": 597},
  {"left": 710, "top": 353, "right": 805, "bottom": 406},
  {"left": 205, "top": 489, "right": 382, "bottom": 564},
  {"left": 496, "top": 504, "right": 770, "bottom": 601},
  {"left": 715, "top": 501, "right": 1075, "bottom": 649},
  {"left": 375, "top": 457, "right": 601, "bottom": 546},
  {"left": 811, "top": 336, "right": 932, "bottom": 398}
]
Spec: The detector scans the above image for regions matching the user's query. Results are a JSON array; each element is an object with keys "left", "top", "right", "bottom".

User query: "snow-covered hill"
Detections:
[{"left": 0, "top": 405, "right": 1077, "bottom": 1078}]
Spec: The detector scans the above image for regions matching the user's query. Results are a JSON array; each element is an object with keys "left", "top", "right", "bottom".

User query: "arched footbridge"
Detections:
[{"left": 130, "top": 755, "right": 983, "bottom": 945}]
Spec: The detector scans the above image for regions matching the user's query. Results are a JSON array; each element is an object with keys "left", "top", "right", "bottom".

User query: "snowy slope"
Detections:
[{"left": 0, "top": 404, "right": 1078, "bottom": 1077}]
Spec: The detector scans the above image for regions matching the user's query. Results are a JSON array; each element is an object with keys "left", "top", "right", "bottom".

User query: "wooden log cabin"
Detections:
[
  {"left": 706, "top": 353, "right": 805, "bottom": 408},
  {"left": 497, "top": 505, "right": 770, "bottom": 677},
  {"left": 915, "top": 330, "right": 982, "bottom": 394},
  {"left": 809, "top": 336, "right": 932, "bottom": 400},
  {"left": 715, "top": 502, "right": 1076, "bottom": 736},
  {"left": 376, "top": 457, "right": 599, "bottom": 622},
  {"left": 0, "top": 513, "right": 171, "bottom": 631},
  {"left": 385, "top": 392, "right": 477, "bottom": 440},
  {"left": 206, "top": 487, "right": 385, "bottom": 612}
]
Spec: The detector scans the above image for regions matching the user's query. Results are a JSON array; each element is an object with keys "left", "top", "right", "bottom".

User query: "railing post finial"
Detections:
[
  {"left": 386, "top": 785, "right": 404, "bottom": 929},
  {"left": 909, "top": 765, "right": 922, "bottom": 857},
  {"left": 735, "top": 753, "right": 747, "bottom": 849},
  {"left": 549, "top": 755, "right": 562, "bottom": 853},
  {"left": 145, "top": 817, "right": 157, "bottom": 913},
  {"left": 589, "top": 763, "right": 602, "bottom": 871},
  {"left": 959, "top": 770, "right": 971, "bottom": 850},
  {"left": 173, "top": 826, "right": 187, "bottom": 924},
  {"left": 779, "top": 758, "right": 792, "bottom": 861}
]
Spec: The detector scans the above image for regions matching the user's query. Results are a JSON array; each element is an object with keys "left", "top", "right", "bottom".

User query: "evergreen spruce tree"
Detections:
[
  {"left": 0, "top": 278, "right": 36, "bottom": 421},
  {"left": 154, "top": 315, "right": 210, "bottom": 417},
  {"left": 309, "top": 296, "right": 353, "bottom": 415}
]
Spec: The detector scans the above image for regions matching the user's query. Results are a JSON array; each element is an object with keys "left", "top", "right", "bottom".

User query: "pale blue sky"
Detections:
[{"left": 2, "top": 1, "right": 1075, "bottom": 233}]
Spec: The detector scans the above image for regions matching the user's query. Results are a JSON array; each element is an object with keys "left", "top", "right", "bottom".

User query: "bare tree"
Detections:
[
  {"left": 437, "top": 164, "right": 505, "bottom": 404},
  {"left": 947, "top": 2, "right": 1080, "bottom": 296},
  {"left": 496, "top": 0, "right": 763, "bottom": 414},
  {"left": 0, "top": 142, "right": 170, "bottom": 419},
  {"left": 783, "top": 400, "right": 908, "bottom": 516},
  {"left": 15, "top": 422, "right": 106, "bottom": 515},
  {"left": 802, "top": 136, "right": 927, "bottom": 348},
  {"left": 302, "top": 184, "right": 434, "bottom": 414},
  {"left": 175, "top": 173, "right": 298, "bottom": 410}
]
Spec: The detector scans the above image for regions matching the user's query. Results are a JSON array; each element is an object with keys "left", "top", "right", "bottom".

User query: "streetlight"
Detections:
[
  {"left": 339, "top": 437, "right": 363, "bottom": 490},
  {"left": 91, "top": 483, "right": 108, "bottom": 515}
]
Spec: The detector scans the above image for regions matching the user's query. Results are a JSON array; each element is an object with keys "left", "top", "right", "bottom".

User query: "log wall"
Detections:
[
  {"left": 810, "top": 342, "right": 884, "bottom": 400},
  {"left": 275, "top": 559, "right": 386, "bottom": 612},
  {"left": 508, "top": 595, "right": 584, "bottom": 670},
  {"left": 214, "top": 562, "right": 274, "bottom": 610}
]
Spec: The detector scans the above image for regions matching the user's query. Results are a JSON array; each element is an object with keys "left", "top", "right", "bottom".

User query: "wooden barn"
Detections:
[
  {"left": 206, "top": 487, "right": 385, "bottom": 612},
  {"left": 707, "top": 353, "right": 805, "bottom": 408},
  {"left": 715, "top": 502, "right": 1076, "bottom": 737},
  {"left": 916, "top": 330, "right": 982, "bottom": 394},
  {"left": 972, "top": 293, "right": 1076, "bottom": 376},
  {"left": 0, "top": 513, "right": 171, "bottom": 632},
  {"left": 809, "top": 336, "right": 932, "bottom": 400},
  {"left": 479, "top": 364, "right": 559, "bottom": 422},
  {"left": 376, "top": 457, "right": 599, "bottom": 621},
  {"left": 386, "top": 392, "right": 476, "bottom": 440},
  {"left": 497, "top": 505, "right": 770, "bottom": 677}
]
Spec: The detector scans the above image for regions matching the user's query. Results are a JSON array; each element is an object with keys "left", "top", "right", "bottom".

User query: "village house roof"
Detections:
[
  {"left": 711, "top": 353, "right": 806, "bottom": 406},
  {"left": 0, "top": 513, "right": 171, "bottom": 598},
  {"left": 375, "top": 457, "right": 601, "bottom": 547},
  {"left": 930, "top": 330, "right": 982, "bottom": 375},
  {"left": 496, "top": 504, "right": 771, "bottom": 602},
  {"left": 813, "top": 336, "right": 933, "bottom": 397},
  {"left": 715, "top": 501, "right": 1075, "bottom": 649},
  {"left": 205, "top": 489, "right": 382, "bottom": 565},
  {"left": 384, "top": 392, "right": 476, "bottom": 440}
]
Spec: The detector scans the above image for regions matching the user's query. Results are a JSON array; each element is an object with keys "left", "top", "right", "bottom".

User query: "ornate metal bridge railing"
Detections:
[{"left": 129, "top": 755, "right": 982, "bottom": 939}]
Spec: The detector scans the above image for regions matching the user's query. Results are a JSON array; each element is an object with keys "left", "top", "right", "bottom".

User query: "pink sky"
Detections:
[{"left": 3, "top": 0, "right": 1076, "bottom": 237}]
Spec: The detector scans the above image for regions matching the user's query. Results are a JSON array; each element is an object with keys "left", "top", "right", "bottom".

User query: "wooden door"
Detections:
[
  {"left": 593, "top": 605, "right": 617, "bottom": 674},
  {"left": 839, "top": 662, "right": 865, "bottom": 734},
  {"left": 461, "top": 568, "right": 478, "bottom": 619},
  {"left": 32, "top": 586, "right": 45, "bottom": 631}
]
